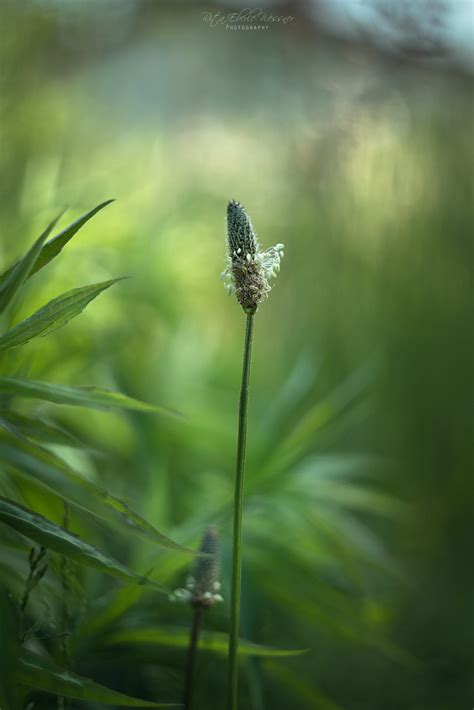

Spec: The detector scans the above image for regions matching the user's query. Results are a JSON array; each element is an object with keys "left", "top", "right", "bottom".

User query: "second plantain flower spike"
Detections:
[
  {"left": 223, "top": 200, "right": 284, "bottom": 315},
  {"left": 169, "top": 526, "right": 223, "bottom": 608}
]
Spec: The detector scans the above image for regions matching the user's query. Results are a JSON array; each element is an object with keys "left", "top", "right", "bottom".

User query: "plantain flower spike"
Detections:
[
  {"left": 169, "top": 526, "right": 223, "bottom": 608},
  {"left": 222, "top": 200, "right": 284, "bottom": 314}
]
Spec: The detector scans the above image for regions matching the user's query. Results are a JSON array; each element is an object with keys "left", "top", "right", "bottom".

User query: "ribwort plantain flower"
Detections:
[
  {"left": 169, "top": 526, "right": 223, "bottom": 608},
  {"left": 222, "top": 200, "right": 284, "bottom": 314}
]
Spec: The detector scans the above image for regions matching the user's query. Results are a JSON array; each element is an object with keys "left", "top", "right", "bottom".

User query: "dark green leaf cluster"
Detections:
[
  {"left": 0, "top": 203, "right": 188, "bottom": 708},
  {"left": 0, "top": 202, "right": 298, "bottom": 709}
]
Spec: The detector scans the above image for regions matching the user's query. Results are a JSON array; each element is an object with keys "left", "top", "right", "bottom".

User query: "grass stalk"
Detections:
[
  {"left": 227, "top": 312, "right": 255, "bottom": 710},
  {"left": 183, "top": 605, "right": 204, "bottom": 710},
  {"left": 175, "top": 525, "right": 222, "bottom": 709}
]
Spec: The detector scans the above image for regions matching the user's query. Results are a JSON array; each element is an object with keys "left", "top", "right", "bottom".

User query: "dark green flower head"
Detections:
[
  {"left": 223, "top": 200, "right": 284, "bottom": 315},
  {"left": 227, "top": 200, "right": 258, "bottom": 259},
  {"left": 192, "top": 525, "right": 221, "bottom": 606},
  {"left": 169, "top": 526, "right": 223, "bottom": 609}
]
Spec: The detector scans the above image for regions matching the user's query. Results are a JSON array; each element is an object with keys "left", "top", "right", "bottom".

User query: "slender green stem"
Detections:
[
  {"left": 228, "top": 312, "right": 255, "bottom": 710},
  {"left": 183, "top": 606, "right": 204, "bottom": 710}
]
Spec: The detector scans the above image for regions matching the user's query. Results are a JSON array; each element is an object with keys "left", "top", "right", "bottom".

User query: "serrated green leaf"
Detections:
[
  {"left": 0, "top": 201, "right": 114, "bottom": 285},
  {"left": 0, "top": 278, "right": 124, "bottom": 351},
  {"left": 0, "top": 423, "right": 193, "bottom": 553},
  {"left": 0, "top": 497, "right": 162, "bottom": 589},
  {"left": 105, "top": 626, "right": 306, "bottom": 658},
  {"left": 0, "top": 214, "right": 62, "bottom": 314},
  {"left": 0, "top": 410, "right": 80, "bottom": 447},
  {"left": 18, "top": 650, "right": 176, "bottom": 706},
  {"left": 0, "top": 376, "right": 179, "bottom": 416}
]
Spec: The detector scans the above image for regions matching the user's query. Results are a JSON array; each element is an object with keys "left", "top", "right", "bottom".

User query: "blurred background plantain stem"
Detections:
[{"left": 183, "top": 605, "right": 204, "bottom": 710}]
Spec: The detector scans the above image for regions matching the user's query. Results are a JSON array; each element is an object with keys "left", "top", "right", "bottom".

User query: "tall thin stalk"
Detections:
[
  {"left": 228, "top": 312, "right": 254, "bottom": 710},
  {"left": 183, "top": 606, "right": 204, "bottom": 710},
  {"left": 171, "top": 526, "right": 223, "bottom": 710},
  {"left": 223, "top": 199, "right": 284, "bottom": 710}
]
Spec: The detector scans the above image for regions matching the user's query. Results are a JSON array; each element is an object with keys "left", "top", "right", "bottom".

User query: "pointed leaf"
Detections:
[
  {"left": 72, "top": 584, "right": 144, "bottom": 648},
  {"left": 0, "top": 201, "right": 114, "bottom": 285},
  {"left": 0, "top": 377, "right": 179, "bottom": 416},
  {"left": 0, "top": 497, "right": 163, "bottom": 589},
  {"left": 106, "top": 626, "right": 306, "bottom": 657},
  {"left": 0, "top": 279, "right": 124, "bottom": 351},
  {"left": 31, "top": 199, "right": 114, "bottom": 276},
  {"left": 18, "top": 651, "right": 176, "bottom": 706},
  {"left": 0, "top": 214, "right": 61, "bottom": 313},
  {"left": 0, "top": 410, "right": 80, "bottom": 447},
  {"left": 252, "top": 365, "right": 373, "bottom": 490},
  {"left": 264, "top": 661, "right": 344, "bottom": 710},
  {"left": 0, "top": 423, "right": 193, "bottom": 553}
]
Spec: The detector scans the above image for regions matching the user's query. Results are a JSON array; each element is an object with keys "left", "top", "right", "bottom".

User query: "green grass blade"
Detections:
[
  {"left": 0, "top": 410, "right": 80, "bottom": 447},
  {"left": 0, "top": 201, "right": 114, "bottom": 285},
  {"left": 264, "top": 661, "right": 344, "bottom": 710},
  {"left": 251, "top": 366, "right": 373, "bottom": 491},
  {"left": 0, "top": 376, "right": 179, "bottom": 416},
  {"left": 105, "top": 626, "right": 307, "bottom": 658},
  {"left": 30, "top": 199, "right": 114, "bottom": 276},
  {"left": 0, "top": 214, "right": 62, "bottom": 314},
  {"left": 0, "top": 497, "right": 162, "bottom": 589},
  {"left": 0, "top": 278, "right": 124, "bottom": 351},
  {"left": 0, "top": 423, "right": 193, "bottom": 553},
  {"left": 72, "top": 584, "right": 145, "bottom": 648},
  {"left": 18, "top": 650, "right": 177, "bottom": 707}
]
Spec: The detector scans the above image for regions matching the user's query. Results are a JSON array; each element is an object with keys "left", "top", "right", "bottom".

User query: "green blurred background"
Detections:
[{"left": 0, "top": 1, "right": 472, "bottom": 708}]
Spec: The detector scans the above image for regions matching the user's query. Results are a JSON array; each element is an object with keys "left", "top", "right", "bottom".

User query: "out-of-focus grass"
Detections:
[{"left": 0, "top": 2, "right": 472, "bottom": 709}]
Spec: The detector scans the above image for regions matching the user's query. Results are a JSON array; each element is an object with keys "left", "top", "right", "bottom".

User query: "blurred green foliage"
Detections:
[{"left": 0, "top": 2, "right": 472, "bottom": 709}]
